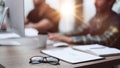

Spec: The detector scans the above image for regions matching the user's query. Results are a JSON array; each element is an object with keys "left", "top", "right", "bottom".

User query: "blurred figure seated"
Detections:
[
  {"left": 49, "top": 0, "right": 120, "bottom": 49},
  {"left": 25, "top": 0, "right": 60, "bottom": 34}
]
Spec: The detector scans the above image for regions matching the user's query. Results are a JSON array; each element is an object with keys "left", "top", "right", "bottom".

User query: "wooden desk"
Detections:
[{"left": 0, "top": 38, "right": 120, "bottom": 68}]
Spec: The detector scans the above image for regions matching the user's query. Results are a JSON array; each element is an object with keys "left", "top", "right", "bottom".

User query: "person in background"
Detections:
[
  {"left": 49, "top": 0, "right": 120, "bottom": 49},
  {"left": 25, "top": 0, "right": 60, "bottom": 34},
  {"left": 0, "top": 0, "right": 6, "bottom": 30}
]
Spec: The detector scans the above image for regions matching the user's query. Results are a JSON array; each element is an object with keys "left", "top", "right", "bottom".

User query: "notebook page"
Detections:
[
  {"left": 72, "top": 44, "right": 120, "bottom": 56},
  {"left": 42, "top": 47, "right": 103, "bottom": 63},
  {"left": 90, "top": 48, "right": 120, "bottom": 56}
]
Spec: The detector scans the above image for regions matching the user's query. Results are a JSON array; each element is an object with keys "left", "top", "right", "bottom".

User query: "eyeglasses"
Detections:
[{"left": 29, "top": 56, "right": 60, "bottom": 65}]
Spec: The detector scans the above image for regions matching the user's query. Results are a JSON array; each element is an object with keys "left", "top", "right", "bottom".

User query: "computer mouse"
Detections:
[{"left": 53, "top": 42, "right": 69, "bottom": 47}]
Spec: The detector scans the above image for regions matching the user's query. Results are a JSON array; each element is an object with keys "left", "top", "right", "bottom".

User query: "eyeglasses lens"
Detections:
[{"left": 29, "top": 56, "right": 60, "bottom": 65}]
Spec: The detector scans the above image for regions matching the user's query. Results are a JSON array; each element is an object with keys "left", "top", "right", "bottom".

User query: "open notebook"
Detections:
[
  {"left": 72, "top": 44, "right": 120, "bottom": 57},
  {"left": 42, "top": 47, "right": 103, "bottom": 64}
]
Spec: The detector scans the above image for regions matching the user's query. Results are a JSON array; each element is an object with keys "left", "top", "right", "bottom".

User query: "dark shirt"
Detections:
[{"left": 72, "top": 12, "right": 120, "bottom": 49}]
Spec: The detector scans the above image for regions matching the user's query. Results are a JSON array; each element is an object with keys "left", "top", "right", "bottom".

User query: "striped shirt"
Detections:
[{"left": 72, "top": 12, "right": 120, "bottom": 48}]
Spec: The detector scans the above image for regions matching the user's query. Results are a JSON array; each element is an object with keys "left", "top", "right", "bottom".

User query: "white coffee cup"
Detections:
[{"left": 37, "top": 35, "right": 48, "bottom": 48}]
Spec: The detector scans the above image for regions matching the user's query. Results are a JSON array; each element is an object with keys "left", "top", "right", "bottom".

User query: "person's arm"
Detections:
[
  {"left": 25, "top": 18, "right": 54, "bottom": 32},
  {"left": 48, "top": 33, "right": 73, "bottom": 43},
  {"left": 48, "top": 23, "right": 90, "bottom": 44},
  {"left": 24, "top": 18, "right": 30, "bottom": 25},
  {"left": 71, "top": 26, "right": 119, "bottom": 45},
  {"left": 1, "top": 23, "right": 6, "bottom": 30},
  {"left": 49, "top": 25, "right": 119, "bottom": 45}
]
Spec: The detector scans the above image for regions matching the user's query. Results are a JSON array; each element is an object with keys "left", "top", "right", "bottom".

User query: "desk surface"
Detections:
[{"left": 0, "top": 38, "right": 120, "bottom": 68}]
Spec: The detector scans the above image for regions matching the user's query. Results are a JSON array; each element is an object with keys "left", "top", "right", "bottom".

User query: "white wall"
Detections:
[
  {"left": 59, "top": 0, "right": 76, "bottom": 34},
  {"left": 113, "top": 0, "right": 120, "bottom": 14},
  {"left": 24, "top": 0, "right": 34, "bottom": 17},
  {"left": 83, "top": 0, "right": 96, "bottom": 23},
  {"left": 83, "top": 0, "right": 120, "bottom": 23},
  {"left": 46, "top": 0, "right": 60, "bottom": 11},
  {"left": 24, "top": 0, "right": 60, "bottom": 17}
]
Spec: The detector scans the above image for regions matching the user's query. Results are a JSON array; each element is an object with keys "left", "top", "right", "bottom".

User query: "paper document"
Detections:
[
  {"left": 73, "top": 44, "right": 120, "bottom": 56},
  {"left": 0, "top": 28, "right": 39, "bottom": 39},
  {"left": 42, "top": 47, "right": 103, "bottom": 64},
  {"left": 25, "top": 28, "right": 38, "bottom": 37},
  {"left": 0, "top": 33, "right": 20, "bottom": 39}
]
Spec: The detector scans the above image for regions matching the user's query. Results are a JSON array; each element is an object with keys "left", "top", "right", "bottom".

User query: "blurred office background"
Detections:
[
  {"left": 24, "top": 0, "right": 120, "bottom": 35},
  {"left": 0, "top": 0, "right": 119, "bottom": 34}
]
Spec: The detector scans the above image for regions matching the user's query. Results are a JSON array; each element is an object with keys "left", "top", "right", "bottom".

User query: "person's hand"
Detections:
[
  {"left": 1, "top": 23, "right": 6, "bottom": 30},
  {"left": 25, "top": 23, "right": 34, "bottom": 28},
  {"left": 48, "top": 33, "right": 72, "bottom": 43}
]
